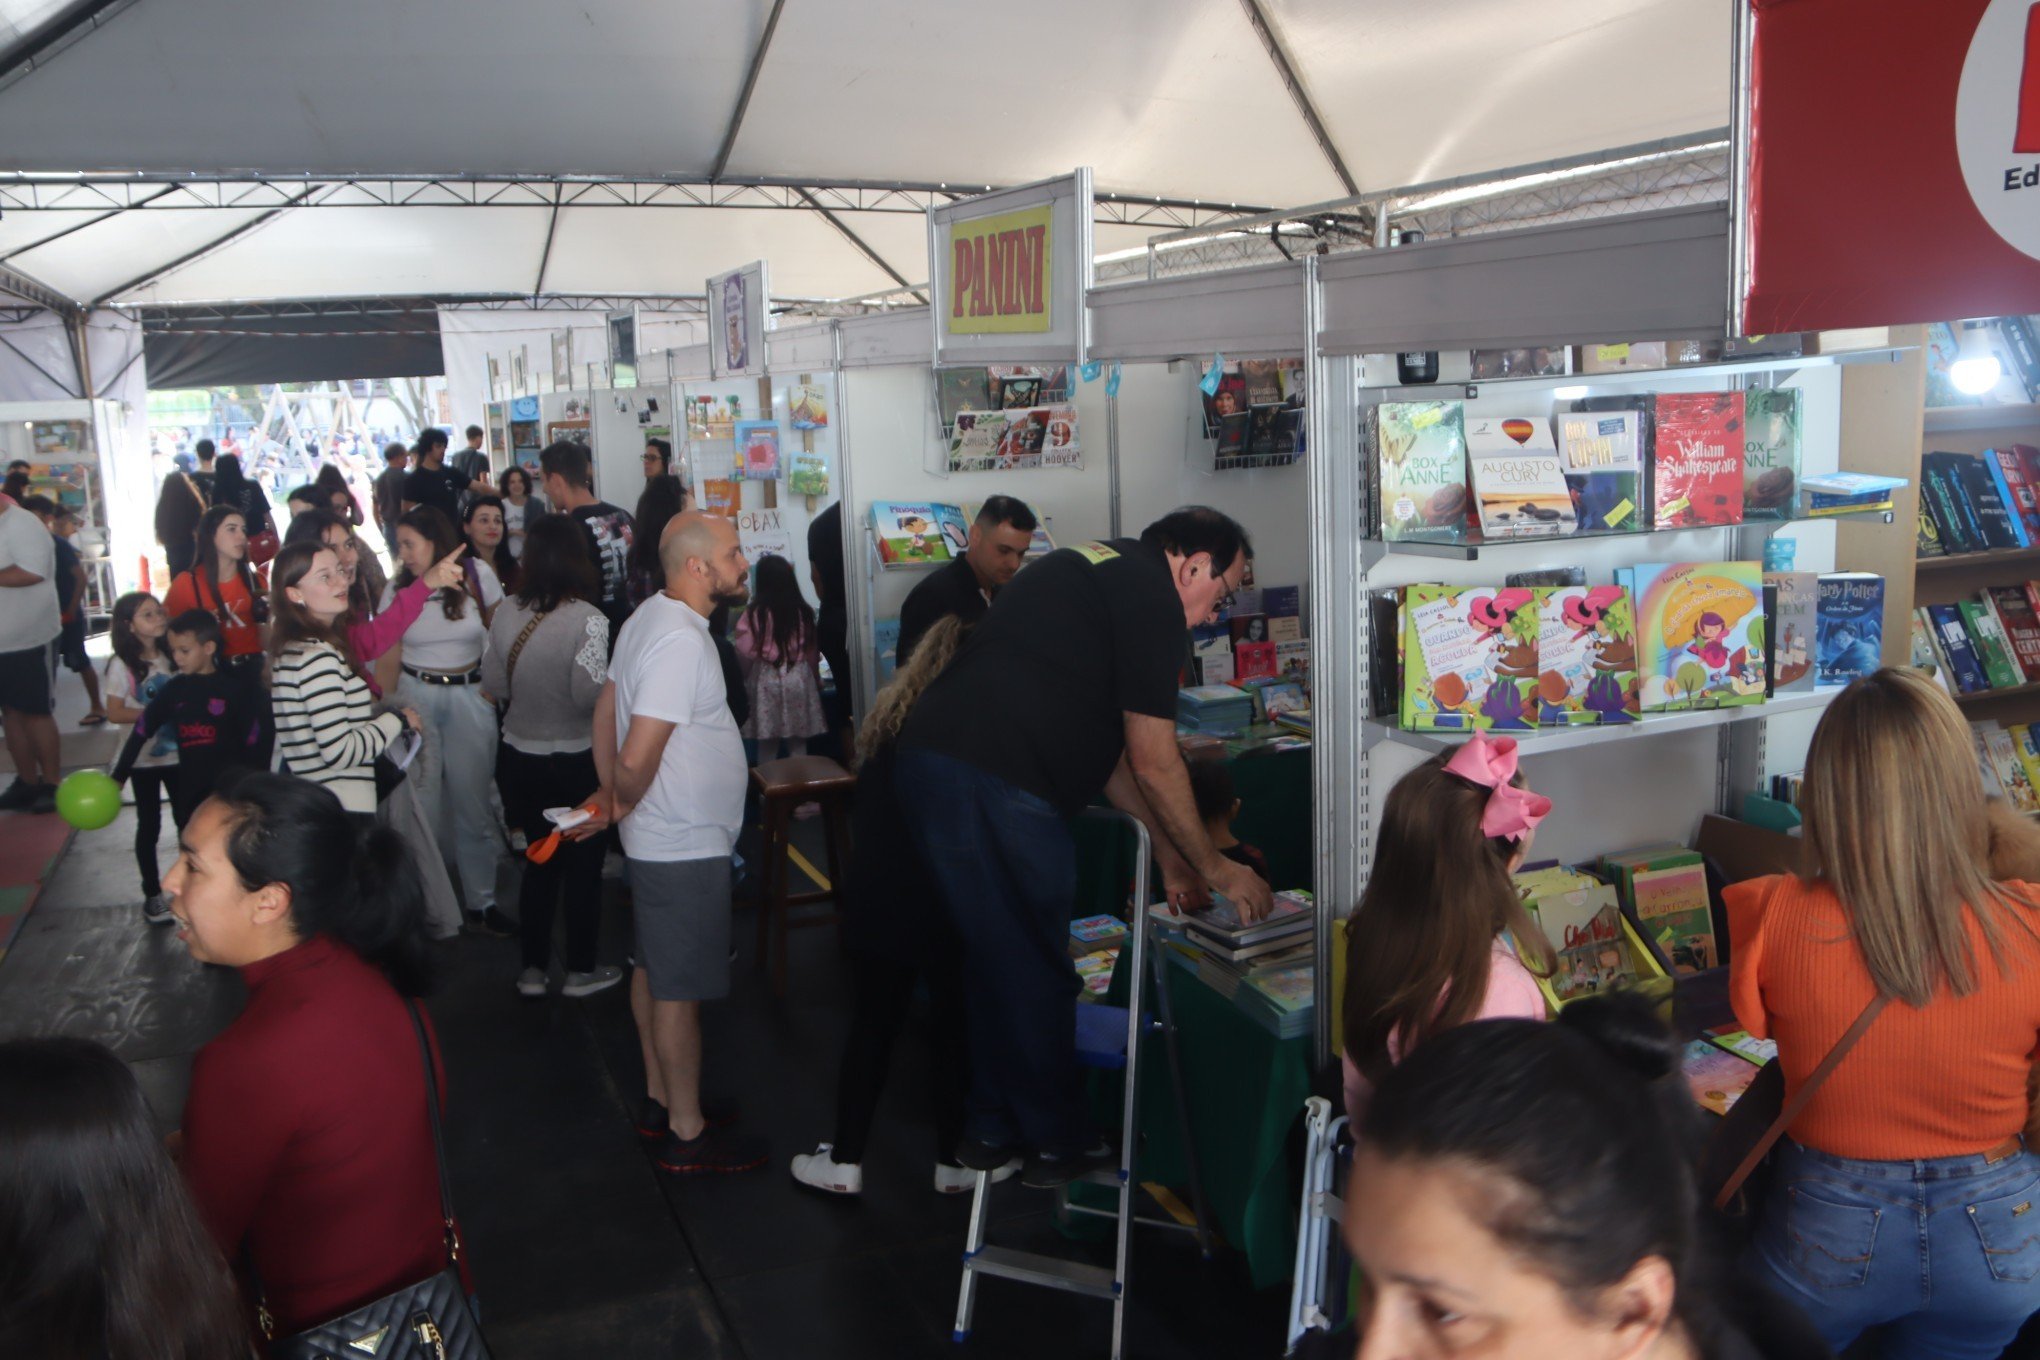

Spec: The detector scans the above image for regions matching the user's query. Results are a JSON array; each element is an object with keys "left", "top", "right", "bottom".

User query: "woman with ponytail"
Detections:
[
  {"left": 1344, "top": 993, "right": 1827, "bottom": 1360},
  {"left": 167, "top": 769, "right": 469, "bottom": 1338}
]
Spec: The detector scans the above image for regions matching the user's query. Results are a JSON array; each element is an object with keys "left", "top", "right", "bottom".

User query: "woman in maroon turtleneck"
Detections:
[{"left": 166, "top": 770, "right": 471, "bottom": 1339}]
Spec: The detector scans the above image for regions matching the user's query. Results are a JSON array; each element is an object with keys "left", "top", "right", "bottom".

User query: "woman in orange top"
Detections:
[
  {"left": 164, "top": 504, "right": 268, "bottom": 668},
  {"left": 1727, "top": 667, "right": 2040, "bottom": 1359}
]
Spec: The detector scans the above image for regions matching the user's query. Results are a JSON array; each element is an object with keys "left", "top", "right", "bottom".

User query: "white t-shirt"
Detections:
[
  {"left": 610, "top": 591, "right": 747, "bottom": 862},
  {"left": 502, "top": 497, "right": 544, "bottom": 559},
  {"left": 0, "top": 503, "right": 59, "bottom": 652},
  {"left": 382, "top": 560, "right": 502, "bottom": 672},
  {"left": 104, "top": 651, "right": 178, "bottom": 767}
]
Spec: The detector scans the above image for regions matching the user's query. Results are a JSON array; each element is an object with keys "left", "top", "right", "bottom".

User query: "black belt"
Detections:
[{"left": 403, "top": 664, "right": 482, "bottom": 686}]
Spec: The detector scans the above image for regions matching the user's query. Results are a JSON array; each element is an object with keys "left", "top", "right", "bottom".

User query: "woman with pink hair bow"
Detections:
[{"left": 1339, "top": 732, "right": 1560, "bottom": 1128}]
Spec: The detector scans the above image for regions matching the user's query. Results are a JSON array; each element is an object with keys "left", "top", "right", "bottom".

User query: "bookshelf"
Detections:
[
  {"left": 1953, "top": 679, "right": 2040, "bottom": 707},
  {"left": 1364, "top": 690, "right": 1839, "bottom": 758}
]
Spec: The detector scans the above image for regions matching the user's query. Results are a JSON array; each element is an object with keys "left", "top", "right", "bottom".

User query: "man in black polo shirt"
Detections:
[
  {"left": 401, "top": 428, "right": 488, "bottom": 524},
  {"left": 896, "top": 506, "right": 1272, "bottom": 1186},
  {"left": 895, "top": 495, "right": 1036, "bottom": 666}
]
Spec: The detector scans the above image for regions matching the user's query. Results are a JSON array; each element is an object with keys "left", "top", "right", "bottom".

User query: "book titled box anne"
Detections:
[{"left": 1372, "top": 402, "right": 1469, "bottom": 543}]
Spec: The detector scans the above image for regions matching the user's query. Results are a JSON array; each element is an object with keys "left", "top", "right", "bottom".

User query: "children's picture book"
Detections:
[
  {"left": 1371, "top": 402, "right": 1469, "bottom": 543},
  {"left": 2012, "top": 723, "right": 2040, "bottom": 798},
  {"left": 1815, "top": 574, "right": 1885, "bottom": 689},
  {"left": 1535, "top": 585, "right": 1638, "bottom": 725},
  {"left": 1764, "top": 571, "right": 1819, "bottom": 694},
  {"left": 1682, "top": 1039, "right": 1764, "bottom": 1117},
  {"left": 1618, "top": 562, "right": 1768, "bottom": 711},
  {"left": 788, "top": 382, "right": 830, "bottom": 430},
  {"left": 1068, "top": 914, "right": 1128, "bottom": 958},
  {"left": 1629, "top": 861, "right": 1717, "bottom": 973},
  {"left": 874, "top": 617, "right": 900, "bottom": 683},
  {"left": 1650, "top": 392, "right": 1746, "bottom": 528},
  {"left": 700, "top": 479, "right": 740, "bottom": 519},
  {"left": 1980, "top": 721, "right": 2040, "bottom": 813},
  {"left": 732, "top": 419, "right": 781, "bottom": 480},
  {"left": 787, "top": 452, "right": 829, "bottom": 497},
  {"left": 1400, "top": 584, "right": 1541, "bottom": 731},
  {"left": 1526, "top": 883, "right": 1637, "bottom": 1003},
  {"left": 1553, "top": 408, "right": 1643, "bottom": 534},
  {"left": 1704, "top": 1028, "right": 1780, "bottom": 1064},
  {"left": 1466, "top": 415, "right": 1577, "bottom": 539},
  {"left": 870, "top": 502, "right": 967, "bottom": 566},
  {"left": 1741, "top": 388, "right": 1803, "bottom": 521},
  {"left": 1235, "top": 641, "right": 1278, "bottom": 681}
]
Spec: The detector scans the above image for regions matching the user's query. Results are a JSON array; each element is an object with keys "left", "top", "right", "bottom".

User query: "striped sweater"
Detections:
[{"left": 271, "top": 641, "right": 404, "bottom": 813}]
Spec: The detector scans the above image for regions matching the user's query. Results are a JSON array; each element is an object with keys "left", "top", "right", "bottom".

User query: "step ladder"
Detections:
[
  {"left": 1285, "top": 1096, "right": 1352, "bottom": 1353},
  {"left": 952, "top": 809, "right": 1215, "bottom": 1360}
]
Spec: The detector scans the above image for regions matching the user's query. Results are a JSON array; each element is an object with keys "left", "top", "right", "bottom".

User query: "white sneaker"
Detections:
[
  {"left": 142, "top": 893, "right": 175, "bottom": 926},
  {"left": 515, "top": 967, "right": 547, "bottom": 998},
  {"left": 561, "top": 965, "right": 624, "bottom": 998},
  {"left": 934, "top": 1157, "right": 1021, "bottom": 1195},
  {"left": 790, "top": 1143, "right": 863, "bottom": 1195}
]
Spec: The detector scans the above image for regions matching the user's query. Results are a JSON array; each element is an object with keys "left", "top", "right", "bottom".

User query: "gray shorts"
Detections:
[{"left": 628, "top": 855, "right": 733, "bottom": 1002}]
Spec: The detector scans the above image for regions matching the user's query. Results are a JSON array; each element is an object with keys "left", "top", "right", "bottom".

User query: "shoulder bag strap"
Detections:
[
  {"left": 405, "top": 999, "right": 462, "bottom": 1265},
  {"left": 1713, "top": 991, "right": 1890, "bottom": 1211},
  {"left": 504, "top": 611, "right": 548, "bottom": 687}
]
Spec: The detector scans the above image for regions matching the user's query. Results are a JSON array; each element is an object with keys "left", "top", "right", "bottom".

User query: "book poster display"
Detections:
[
  {"left": 1198, "top": 358, "right": 1306, "bottom": 471},
  {"left": 707, "top": 261, "right": 770, "bottom": 379},
  {"left": 775, "top": 372, "right": 837, "bottom": 502},
  {"left": 937, "top": 364, "right": 1081, "bottom": 473}
]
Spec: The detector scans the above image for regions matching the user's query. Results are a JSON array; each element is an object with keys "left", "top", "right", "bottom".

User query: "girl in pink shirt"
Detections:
[{"left": 1340, "top": 733, "right": 1557, "bottom": 1127}]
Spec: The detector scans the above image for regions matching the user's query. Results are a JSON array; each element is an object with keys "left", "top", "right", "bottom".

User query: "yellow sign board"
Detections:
[{"left": 945, "top": 203, "right": 1053, "bottom": 335}]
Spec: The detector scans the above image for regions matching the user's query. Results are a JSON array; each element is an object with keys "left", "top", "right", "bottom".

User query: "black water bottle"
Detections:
[{"left": 1392, "top": 228, "right": 1439, "bottom": 385}]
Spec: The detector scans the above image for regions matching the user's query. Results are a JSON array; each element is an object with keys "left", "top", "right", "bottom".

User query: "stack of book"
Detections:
[
  {"left": 1177, "top": 685, "right": 1256, "bottom": 734},
  {"left": 1914, "top": 585, "right": 2040, "bottom": 695},
  {"left": 1798, "top": 471, "right": 1906, "bottom": 518},
  {"left": 1160, "top": 891, "right": 1317, "bottom": 1040},
  {"left": 1972, "top": 718, "right": 2040, "bottom": 814},
  {"left": 1918, "top": 447, "right": 2040, "bottom": 557}
]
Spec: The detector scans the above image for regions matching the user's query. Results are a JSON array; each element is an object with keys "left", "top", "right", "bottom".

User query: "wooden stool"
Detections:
[{"left": 748, "top": 755, "right": 856, "bottom": 997}]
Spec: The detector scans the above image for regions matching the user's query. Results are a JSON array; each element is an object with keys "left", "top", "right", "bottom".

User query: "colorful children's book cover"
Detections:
[
  {"left": 870, "top": 502, "right": 965, "bottom": 566},
  {"left": 788, "top": 382, "right": 830, "bottom": 430},
  {"left": 1629, "top": 862, "right": 1717, "bottom": 973},
  {"left": 1235, "top": 641, "right": 1278, "bottom": 681},
  {"left": 1553, "top": 408, "right": 1642, "bottom": 534},
  {"left": 1704, "top": 1028, "right": 1780, "bottom": 1064},
  {"left": 787, "top": 452, "right": 830, "bottom": 497},
  {"left": 701, "top": 479, "right": 740, "bottom": 519},
  {"left": 1621, "top": 562, "right": 1768, "bottom": 710},
  {"left": 2012, "top": 723, "right": 2040, "bottom": 798},
  {"left": 1535, "top": 585, "right": 1638, "bottom": 725},
  {"left": 1399, "top": 584, "right": 1541, "bottom": 731},
  {"left": 1816, "top": 574, "right": 1886, "bottom": 689},
  {"left": 1527, "top": 883, "right": 1637, "bottom": 1003},
  {"left": 1981, "top": 722, "right": 2040, "bottom": 813},
  {"left": 1764, "top": 571, "right": 1819, "bottom": 694},
  {"left": 1372, "top": 402, "right": 1470, "bottom": 543},
  {"left": 1682, "top": 1039, "right": 1764, "bottom": 1116},
  {"left": 1741, "top": 388, "right": 1803, "bottom": 521},
  {"left": 947, "top": 411, "right": 1007, "bottom": 473},
  {"left": 1466, "top": 415, "right": 1577, "bottom": 540},
  {"left": 1651, "top": 392, "right": 1746, "bottom": 528},
  {"left": 732, "top": 419, "right": 781, "bottom": 481}
]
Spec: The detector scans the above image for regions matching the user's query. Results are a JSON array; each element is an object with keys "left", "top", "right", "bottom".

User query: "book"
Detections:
[
  {"left": 1240, "top": 358, "right": 1286, "bottom": 407},
  {"left": 1552, "top": 408, "right": 1643, "bottom": 535},
  {"left": 1181, "top": 890, "right": 1314, "bottom": 949},
  {"left": 1705, "top": 1028, "right": 1780, "bottom": 1064},
  {"left": 787, "top": 451, "right": 829, "bottom": 497},
  {"left": 1507, "top": 567, "right": 1586, "bottom": 589},
  {"left": 870, "top": 502, "right": 966, "bottom": 566},
  {"left": 1918, "top": 504, "right": 1947, "bottom": 559},
  {"left": 1068, "top": 914, "right": 1128, "bottom": 959},
  {"left": 1922, "top": 454, "right": 1987, "bottom": 552},
  {"left": 733, "top": 419, "right": 781, "bottom": 480},
  {"left": 1741, "top": 388, "right": 1802, "bottom": 521},
  {"left": 1815, "top": 574, "right": 1886, "bottom": 689},
  {"left": 998, "top": 376, "right": 1041, "bottom": 410},
  {"left": 1371, "top": 402, "right": 1469, "bottom": 543},
  {"left": 1650, "top": 392, "right": 1746, "bottom": 529},
  {"left": 1765, "top": 571, "right": 1819, "bottom": 694},
  {"left": 1630, "top": 861, "right": 1718, "bottom": 973},
  {"left": 1524, "top": 882, "right": 1638, "bottom": 1003},
  {"left": 1682, "top": 1039, "right": 1765, "bottom": 1116},
  {"left": 1466, "top": 415, "right": 1576, "bottom": 539},
  {"left": 2002, "top": 315, "right": 2040, "bottom": 401},
  {"left": 1235, "top": 641, "right": 1278, "bottom": 681},
  {"left": 1535, "top": 585, "right": 1639, "bottom": 725},
  {"left": 1988, "top": 585, "right": 2040, "bottom": 682},
  {"left": 937, "top": 368, "right": 992, "bottom": 425},
  {"left": 1927, "top": 603, "right": 1992, "bottom": 693},
  {"left": 1980, "top": 721, "right": 2040, "bottom": 812},
  {"left": 1600, "top": 844, "right": 1705, "bottom": 915},
  {"left": 1616, "top": 562, "right": 1768, "bottom": 711},
  {"left": 874, "top": 617, "right": 900, "bottom": 683},
  {"left": 1214, "top": 410, "right": 1251, "bottom": 462},
  {"left": 1910, "top": 607, "right": 1952, "bottom": 691},
  {"left": 1399, "top": 584, "right": 1542, "bottom": 731},
  {"left": 1959, "top": 596, "right": 2024, "bottom": 689},
  {"left": 2012, "top": 723, "right": 2040, "bottom": 799},
  {"left": 1262, "top": 585, "right": 1301, "bottom": 617},
  {"left": 1990, "top": 448, "right": 2040, "bottom": 545},
  {"left": 1951, "top": 453, "right": 2025, "bottom": 549}
]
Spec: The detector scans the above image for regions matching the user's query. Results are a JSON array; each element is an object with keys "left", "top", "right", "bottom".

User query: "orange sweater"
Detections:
[{"left": 1726, "top": 873, "right": 2040, "bottom": 1160}]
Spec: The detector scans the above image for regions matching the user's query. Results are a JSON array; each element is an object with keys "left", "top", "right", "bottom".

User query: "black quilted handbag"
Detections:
[{"left": 259, "top": 1002, "right": 493, "bottom": 1360}]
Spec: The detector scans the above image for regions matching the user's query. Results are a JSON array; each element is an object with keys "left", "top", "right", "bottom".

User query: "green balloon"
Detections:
[{"left": 56, "top": 770, "right": 121, "bottom": 831}]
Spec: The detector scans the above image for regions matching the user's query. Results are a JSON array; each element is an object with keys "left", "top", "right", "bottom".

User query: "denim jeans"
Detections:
[
  {"left": 1745, "top": 1137, "right": 2040, "bottom": 1360},
  {"left": 894, "top": 747, "right": 1088, "bottom": 1157}
]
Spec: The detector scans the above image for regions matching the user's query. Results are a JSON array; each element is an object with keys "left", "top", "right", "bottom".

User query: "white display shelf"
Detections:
[
  {"left": 1923, "top": 404, "right": 2040, "bottom": 433},
  {"left": 1364, "top": 689, "right": 1839, "bottom": 757},
  {"left": 1917, "top": 544, "right": 2040, "bottom": 573},
  {"left": 1366, "top": 507, "right": 1894, "bottom": 561},
  {"left": 1359, "top": 345, "right": 1915, "bottom": 404}
]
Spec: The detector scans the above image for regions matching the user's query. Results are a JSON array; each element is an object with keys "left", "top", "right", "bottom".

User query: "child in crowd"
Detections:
[
  {"left": 102, "top": 592, "right": 178, "bottom": 924},
  {"left": 1187, "top": 756, "right": 1270, "bottom": 885},
  {"left": 1340, "top": 732, "right": 1556, "bottom": 1129},
  {"left": 21, "top": 495, "right": 104, "bottom": 725},
  {"left": 136, "top": 610, "right": 272, "bottom": 828},
  {"left": 733, "top": 554, "right": 826, "bottom": 758}
]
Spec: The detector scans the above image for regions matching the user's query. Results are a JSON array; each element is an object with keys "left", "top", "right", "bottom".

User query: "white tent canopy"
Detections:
[{"left": 0, "top": 0, "right": 1730, "bottom": 312}]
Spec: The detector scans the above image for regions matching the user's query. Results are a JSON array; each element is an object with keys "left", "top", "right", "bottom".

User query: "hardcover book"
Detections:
[
  {"left": 1650, "top": 392, "right": 1746, "bottom": 529},
  {"left": 1987, "top": 585, "right": 2040, "bottom": 682},
  {"left": 1630, "top": 861, "right": 1718, "bottom": 973},
  {"left": 870, "top": 502, "right": 966, "bottom": 567},
  {"left": 1980, "top": 721, "right": 2040, "bottom": 813},
  {"left": 1910, "top": 608, "right": 1951, "bottom": 691},
  {"left": 1553, "top": 408, "right": 1643, "bottom": 534},
  {"left": 1682, "top": 1039, "right": 1764, "bottom": 1117},
  {"left": 1917, "top": 504, "right": 1947, "bottom": 559},
  {"left": 1989, "top": 448, "right": 2040, "bottom": 545},
  {"left": 1525, "top": 882, "right": 1639, "bottom": 1003},
  {"left": 1535, "top": 585, "right": 1638, "bottom": 725},
  {"left": 1922, "top": 454, "right": 1987, "bottom": 552},
  {"left": 1950, "top": 453, "right": 2025, "bottom": 549},
  {"left": 1959, "top": 596, "right": 2024, "bottom": 689},
  {"left": 1764, "top": 571, "right": 1819, "bottom": 694},
  {"left": 1816, "top": 574, "right": 1886, "bottom": 689},
  {"left": 1399, "top": 584, "right": 1541, "bottom": 731},
  {"left": 937, "top": 368, "right": 992, "bottom": 426},
  {"left": 1927, "top": 602, "right": 1992, "bottom": 693},
  {"left": 1466, "top": 415, "right": 1576, "bottom": 539},
  {"left": 1616, "top": 562, "right": 1768, "bottom": 711},
  {"left": 1371, "top": 402, "right": 1470, "bottom": 543},
  {"left": 1741, "top": 387, "right": 1802, "bottom": 521}
]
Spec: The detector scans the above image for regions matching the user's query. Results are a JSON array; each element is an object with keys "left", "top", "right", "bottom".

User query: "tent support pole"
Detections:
[
  {"left": 709, "top": 0, "right": 787, "bottom": 182},
  {"left": 0, "top": 185, "right": 182, "bottom": 264},
  {"left": 534, "top": 186, "right": 564, "bottom": 298},
  {"left": 796, "top": 190, "right": 928, "bottom": 306},
  {"left": 89, "top": 185, "right": 322, "bottom": 307},
  {"left": 0, "top": 332, "right": 82, "bottom": 398},
  {"left": 1235, "top": 0, "right": 1360, "bottom": 197}
]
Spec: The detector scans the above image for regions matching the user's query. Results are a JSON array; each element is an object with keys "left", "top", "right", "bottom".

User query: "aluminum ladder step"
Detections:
[{"left": 964, "top": 1246, "right": 1119, "bottom": 1300}]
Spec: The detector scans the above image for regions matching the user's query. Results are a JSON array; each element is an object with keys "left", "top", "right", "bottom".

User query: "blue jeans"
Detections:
[
  {"left": 1745, "top": 1138, "right": 2040, "bottom": 1360},
  {"left": 894, "top": 747, "right": 1088, "bottom": 1157}
]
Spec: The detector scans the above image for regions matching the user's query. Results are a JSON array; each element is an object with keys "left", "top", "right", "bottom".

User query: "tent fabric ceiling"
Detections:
[{"left": 0, "top": 0, "right": 1729, "bottom": 310}]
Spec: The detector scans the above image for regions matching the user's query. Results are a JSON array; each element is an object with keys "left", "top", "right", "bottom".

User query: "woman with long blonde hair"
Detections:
[
  {"left": 1728, "top": 667, "right": 2040, "bottom": 1358},
  {"left": 792, "top": 617, "right": 1010, "bottom": 1198}
]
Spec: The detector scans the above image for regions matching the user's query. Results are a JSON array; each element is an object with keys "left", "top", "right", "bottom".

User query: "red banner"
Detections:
[{"left": 1745, "top": 0, "right": 2040, "bottom": 332}]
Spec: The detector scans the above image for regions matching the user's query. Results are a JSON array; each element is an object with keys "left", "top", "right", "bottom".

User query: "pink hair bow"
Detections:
[{"left": 1443, "top": 731, "right": 1552, "bottom": 840}]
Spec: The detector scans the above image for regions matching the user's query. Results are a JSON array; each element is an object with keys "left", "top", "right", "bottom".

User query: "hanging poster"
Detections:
[
  {"left": 929, "top": 169, "right": 1093, "bottom": 366},
  {"left": 732, "top": 419, "right": 781, "bottom": 480},
  {"left": 551, "top": 330, "right": 574, "bottom": 390},
  {"left": 707, "top": 261, "right": 770, "bottom": 378},
  {"left": 607, "top": 310, "right": 638, "bottom": 388}
]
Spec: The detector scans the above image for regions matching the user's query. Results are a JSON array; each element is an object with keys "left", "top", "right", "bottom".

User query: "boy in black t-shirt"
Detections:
[
  {"left": 1187, "top": 756, "right": 1271, "bottom": 886},
  {"left": 137, "top": 610, "right": 272, "bottom": 825},
  {"left": 402, "top": 427, "right": 489, "bottom": 522}
]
